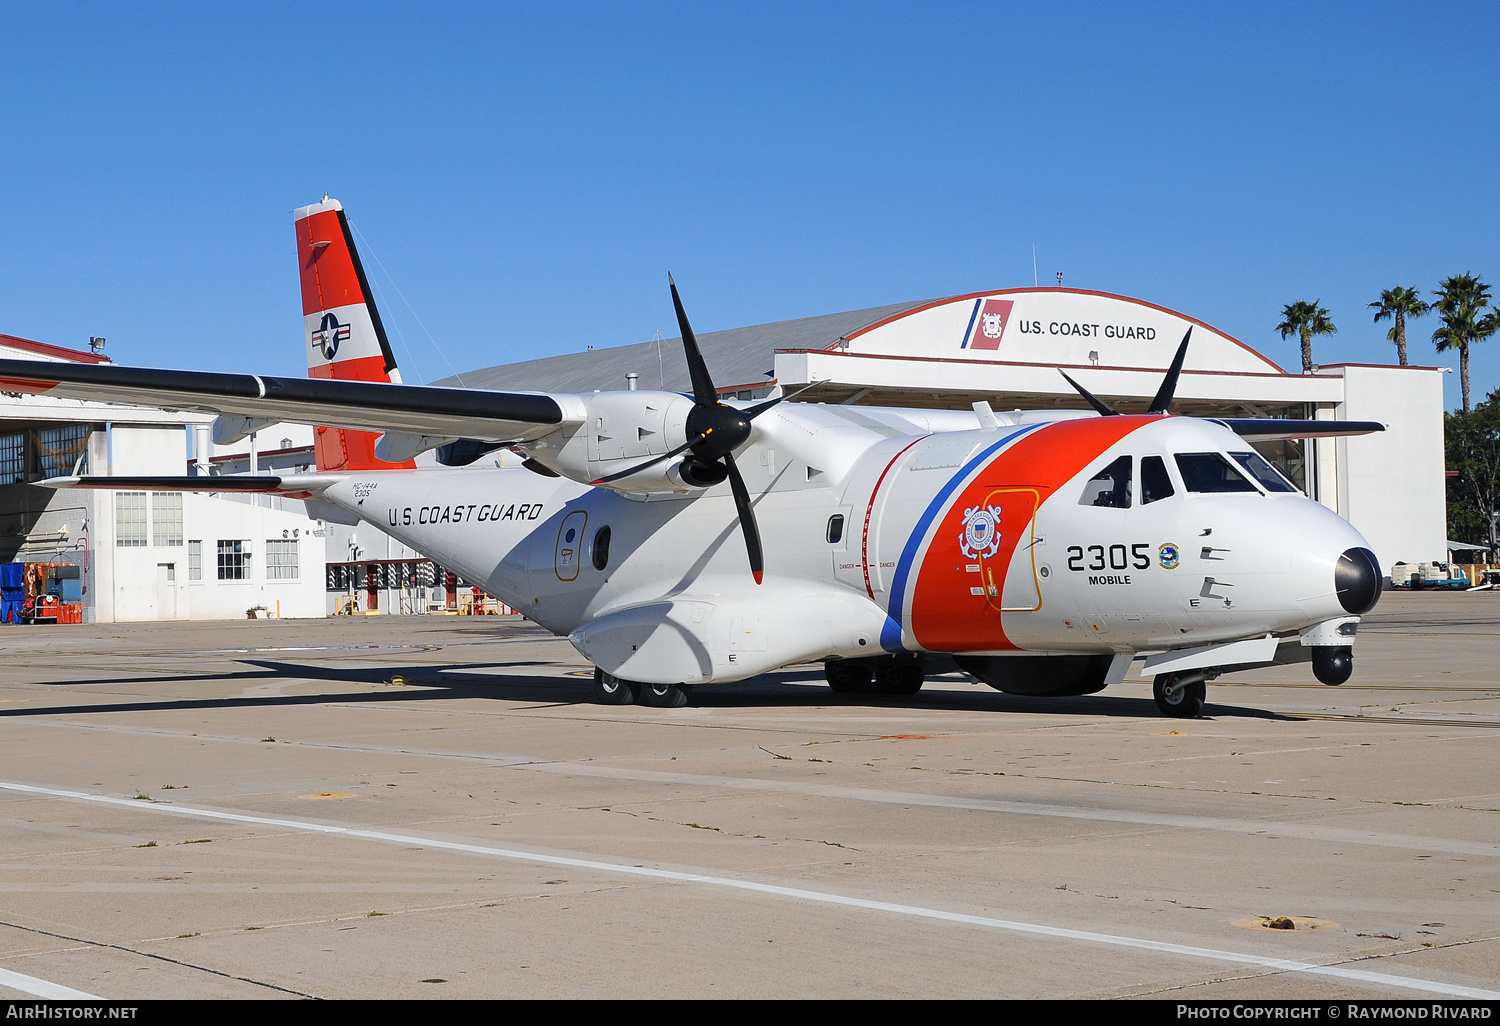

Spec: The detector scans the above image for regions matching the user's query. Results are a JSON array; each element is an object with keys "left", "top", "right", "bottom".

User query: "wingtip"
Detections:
[{"left": 752, "top": 570, "right": 764, "bottom": 586}]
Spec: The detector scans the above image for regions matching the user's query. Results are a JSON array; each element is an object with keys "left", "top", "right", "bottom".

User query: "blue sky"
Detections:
[{"left": 1, "top": 2, "right": 1496, "bottom": 410}]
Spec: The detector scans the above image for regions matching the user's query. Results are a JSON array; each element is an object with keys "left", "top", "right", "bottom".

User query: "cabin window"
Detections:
[
  {"left": 826, "top": 514, "right": 844, "bottom": 543},
  {"left": 1140, "top": 456, "right": 1175, "bottom": 504},
  {"left": 1078, "top": 455, "right": 1132, "bottom": 508},
  {"left": 591, "top": 526, "right": 612, "bottom": 571},
  {"left": 1174, "top": 453, "right": 1258, "bottom": 493},
  {"left": 1230, "top": 451, "right": 1297, "bottom": 493}
]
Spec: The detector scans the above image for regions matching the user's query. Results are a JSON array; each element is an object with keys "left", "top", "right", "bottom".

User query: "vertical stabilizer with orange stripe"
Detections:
[{"left": 294, "top": 196, "right": 416, "bottom": 471}]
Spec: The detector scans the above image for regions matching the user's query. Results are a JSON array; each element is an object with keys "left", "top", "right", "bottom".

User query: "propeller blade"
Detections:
[
  {"left": 742, "top": 381, "right": 820, "bottom": 421},
  {"left": 1147, "top": 328, "right": 1192, "bottom": 415},
  {"left": 1058, "top": 370, "right": 1120, "bottom": 416},
  {"left": 591, "top": 432, "right": 705, "bottom": 485},
  {"left": 723, "top": 454, "right": 764, "bottom": 585},
  {"left": 668, "top": 273, "right": 719, "bottom": 407}
]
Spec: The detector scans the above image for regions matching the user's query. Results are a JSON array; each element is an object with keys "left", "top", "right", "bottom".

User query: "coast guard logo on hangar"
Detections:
[
  {"left": 964, "top": 297, "right": 1015, "bottom": 351},
  {"left": 311, "top": 312, "right": 351, "bottom": 361},
  {"left": 959, "top": 504, "right": 1002, "bottom": 560}
]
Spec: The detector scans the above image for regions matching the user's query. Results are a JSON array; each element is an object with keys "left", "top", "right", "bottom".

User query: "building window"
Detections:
[
  {"left": 217, "top": 540, "right": 250, "bottom": 580},
  {"left": 152, "top": 492, "right": 184, "bottom": 546},
  {"left": 188, "top": 541, "right": 202, "bottom": 581},
  {"left": 36, "top": 425, "right": 90, "bottom": 477},
  {"left": 266, "top": 539, "right": 298, "bottom": 580},
  {"left": 116, "top": 492, "right": 148, "bottom": 547},
  {"left": 0, "top": 433, "right": 24, "bottom": 485}
]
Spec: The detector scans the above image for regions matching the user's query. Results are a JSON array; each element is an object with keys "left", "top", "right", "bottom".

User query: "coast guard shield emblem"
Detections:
[{"left": 959, "top": 504, "right": 1002, "bottom": 560}]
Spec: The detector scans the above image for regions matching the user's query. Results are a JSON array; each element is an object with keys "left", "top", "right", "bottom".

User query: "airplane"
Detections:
[{"left": 0, "top": 196, "right": 1387, "bottom": 717}]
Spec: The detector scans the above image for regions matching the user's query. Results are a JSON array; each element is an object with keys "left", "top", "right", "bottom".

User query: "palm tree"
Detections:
[
  {"left": 1277, "top": 300, "right": 1338, "bottom": 374},
  {"left": 1433, "top": 274, "right": 1496, "bottom": 414},
  {"left": 1369, "top": 285, "right": 1429, "bottom": 366}
]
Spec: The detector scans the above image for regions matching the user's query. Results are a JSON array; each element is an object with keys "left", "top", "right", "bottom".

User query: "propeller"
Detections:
[
  {"left": 1147, "top": 328, "right": 1191, "bottom": 415},
  {"left": 1058, "top": 328, "right": 1191, "bottom": 416},
  {"left": 592, "top": 274, "right": 784, "bottom": 584}
]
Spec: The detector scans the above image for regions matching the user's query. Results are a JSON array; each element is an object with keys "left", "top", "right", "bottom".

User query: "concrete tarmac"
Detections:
[{"left": 0, "top": 591, "right": 1496, "bottom": 1000}]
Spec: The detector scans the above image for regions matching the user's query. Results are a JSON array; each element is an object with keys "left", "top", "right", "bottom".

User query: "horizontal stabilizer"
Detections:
[
  {"left": 1210, "top": 419, "right": 1385, "bottom": 440},
  {"left": 0, "top": 359, "right": 571, "bottom": 444}
]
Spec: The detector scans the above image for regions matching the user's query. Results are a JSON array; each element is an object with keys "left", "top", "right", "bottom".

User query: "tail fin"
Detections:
[{"left": 294, "top": 196, "right": 415, "bottom": 471}]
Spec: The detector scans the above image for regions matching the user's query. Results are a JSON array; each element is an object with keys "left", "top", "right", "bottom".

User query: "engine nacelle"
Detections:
[{"left": 519, "top": 390, "right": 702, "bottom": 495}]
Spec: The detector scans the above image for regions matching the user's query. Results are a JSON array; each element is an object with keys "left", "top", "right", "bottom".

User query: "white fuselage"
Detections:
[{"left": 309, "top": 407, "right": 1373, "bottom": 686}]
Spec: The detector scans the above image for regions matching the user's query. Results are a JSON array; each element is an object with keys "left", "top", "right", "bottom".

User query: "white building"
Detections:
[{"left": 0, "top": 333, "right": 325, "bottom": 622}]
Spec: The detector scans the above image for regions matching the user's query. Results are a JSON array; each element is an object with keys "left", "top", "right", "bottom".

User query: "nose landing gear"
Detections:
[{"left": 1153, "top": 672, "right": 1206, "bottom": 718}]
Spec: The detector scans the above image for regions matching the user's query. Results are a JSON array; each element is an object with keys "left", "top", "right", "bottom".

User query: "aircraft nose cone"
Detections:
[{"left": 1335, "top": 547, "right": 1381, "bottom": 614}]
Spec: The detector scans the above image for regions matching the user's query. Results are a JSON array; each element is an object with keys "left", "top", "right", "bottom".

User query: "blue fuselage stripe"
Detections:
[{"left": 880, "top": 424, "right": 1042, "bottom": 651}]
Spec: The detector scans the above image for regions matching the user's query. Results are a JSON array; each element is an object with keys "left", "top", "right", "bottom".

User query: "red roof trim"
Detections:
[
  {"left": 836, "top": 287, "right": 1286, "bottom": 374},
  {"left": 0, "top": 333, "right": 112, "bottom": 365}
]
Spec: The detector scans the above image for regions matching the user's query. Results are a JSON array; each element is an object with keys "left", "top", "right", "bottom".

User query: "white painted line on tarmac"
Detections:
[
  {"left": 18, "top": 717, "right": 1499, "bottom": 859},
  {"left": 3, "top": 779, "right": 1497, "bottom": 1000},
  {"left": 0, "top": 966, "right": 100, "bottom": 999}
]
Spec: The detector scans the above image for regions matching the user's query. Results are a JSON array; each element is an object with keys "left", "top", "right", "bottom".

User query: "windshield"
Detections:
[
  {"left": 1174, "top": 453, "right": 1258, "bottom": 493},
  {"left": 1230, "top": 451, "right": 1298, "bottom": 493}
]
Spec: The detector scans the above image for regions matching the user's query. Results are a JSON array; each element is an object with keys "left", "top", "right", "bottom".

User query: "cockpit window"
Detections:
[
  {"left": 1230, "top": 451, "right": 1298, "bottom": 493},
  {"left": 1079, "top": 455, "right": 1132, "bottom": 508},
  {"left": 1174, "top": 453, "right": 1258, "bottom": 493},
  {"left": 1141, "top": 455, "right": 1175, "bottom": 504}
]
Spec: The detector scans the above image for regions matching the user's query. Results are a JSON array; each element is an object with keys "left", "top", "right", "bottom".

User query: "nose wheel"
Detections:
[{"left": 1153, "top": 673, "right": 1205, "bottom": 718}]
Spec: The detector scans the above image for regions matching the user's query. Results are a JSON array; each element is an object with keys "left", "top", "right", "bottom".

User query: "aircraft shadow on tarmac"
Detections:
[{"left": 3, "top": 658, "right": 1301, "bottom": 722}]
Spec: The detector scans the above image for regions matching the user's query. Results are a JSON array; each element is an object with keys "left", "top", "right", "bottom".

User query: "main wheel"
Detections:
[
  {"left": 825, "top": 659, "right": 874, "bottom": 694},
  {"left": 873, "top": 660, "right": 924, "bottom": 696},
  {"left": 1153, "top": 673, "right": 1206, "bottom": 718},
  {"left": 593, "top": 667, "right": 639, "bottom": 705},
  {"left": 639, "top": 681, "right": 693, "bottom": 708}
]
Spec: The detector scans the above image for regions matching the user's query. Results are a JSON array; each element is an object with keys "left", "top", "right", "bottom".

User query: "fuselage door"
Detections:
[{"left": 555, "top": 510, "right": 589, "bottom": 582}]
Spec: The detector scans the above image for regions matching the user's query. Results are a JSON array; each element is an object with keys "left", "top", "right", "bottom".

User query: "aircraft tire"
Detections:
[
  {"left": 825, "top": 659, "right": 874, "bottom": 694},
  {"left": 639, "top": 681, "right": 693, "bottom": 708},
  {"left": 873, "top": 660, "right": 924, "bottom": 696},
  {"left": 1153, "top": 674, "right": 1205, "bottom": 718},
  {"left": 593, "top": 667, "right": 640, "bottom": 705}
]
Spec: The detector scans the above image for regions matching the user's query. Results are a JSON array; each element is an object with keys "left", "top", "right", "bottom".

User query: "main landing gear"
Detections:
[
  {"left": 1152, "top": 672, "right": 1207, "bottom": 718},
  {"left": 591, "top": 667, "right": 692, "bottom": 708},
  {"left": 824, "top": 656, "right": 925, "bottom": 696}
]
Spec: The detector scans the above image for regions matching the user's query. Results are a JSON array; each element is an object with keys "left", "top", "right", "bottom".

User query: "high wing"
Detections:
[
  {"left": 0, "top": 359, "right": 573, "bottom": 444},
  {"left": 1209, "top": 419, "right": 1386, "bottom": 440}
]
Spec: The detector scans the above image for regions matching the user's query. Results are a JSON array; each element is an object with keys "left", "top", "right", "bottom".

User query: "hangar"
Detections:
[{"left": 454, "top": 287, "right": 1446, "bottom": 579}]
